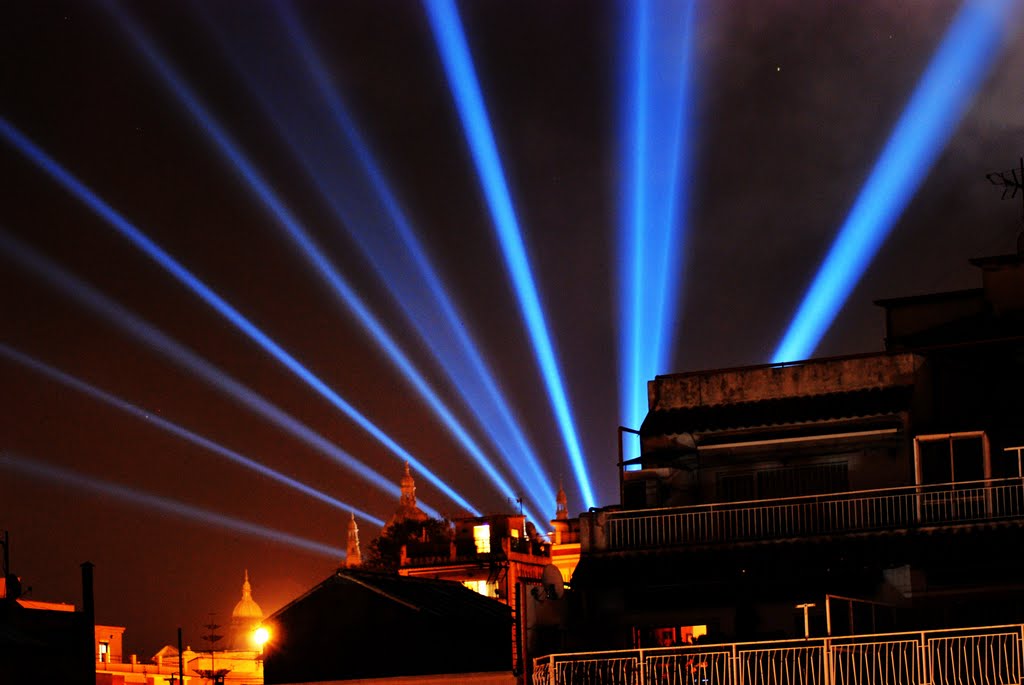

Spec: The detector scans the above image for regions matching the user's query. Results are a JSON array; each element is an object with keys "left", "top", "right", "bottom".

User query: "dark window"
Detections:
[
  {"left": 953, "top": 438, "right": 985, "bottom": 482},
  {"left": 918, "top": 434, "right": 987, "bottom": 485},
  {"left": 919, "top": 441, "right": 953, "bottom": 484}
]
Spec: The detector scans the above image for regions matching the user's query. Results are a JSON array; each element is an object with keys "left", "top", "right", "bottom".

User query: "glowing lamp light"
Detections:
[
  {"left": 772, "top": 0, "right": 1020, "bottom": 364},
  {"left": 252, "top": 626, "right": 270, "bottom": 648}
]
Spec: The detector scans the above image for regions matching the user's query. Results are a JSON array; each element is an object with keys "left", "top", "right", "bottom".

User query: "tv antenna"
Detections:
[
  {"left": 508, "top": 495, "right": 523, "bottom": 516},
  {"left": 986, "top": 157, "right": 1024, "bottom": 252},
  {"left": 198, "top": 615, "right": 230, "bottom": 684}
]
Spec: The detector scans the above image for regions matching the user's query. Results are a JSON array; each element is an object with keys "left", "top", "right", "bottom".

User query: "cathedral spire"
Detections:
[
  {"left": 345, "top": 512, "right": 362, "bottom": 567},
  {"left": 390, "top": 461, "right": 428, "bottom": 526},
  {"left": 555, "top": 479, "right": 568, "bottom": 520},
  {"left": 400, "top": 461, "right": 416, "bottom": 507}
]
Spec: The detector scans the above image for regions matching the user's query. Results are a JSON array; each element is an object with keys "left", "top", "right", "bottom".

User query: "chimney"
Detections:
[
  {"left": 80, "top": 562, "right": 96, "bottom": 685},
  {"left": 81, "top": 562, "right": 94, "bottom": 622}
]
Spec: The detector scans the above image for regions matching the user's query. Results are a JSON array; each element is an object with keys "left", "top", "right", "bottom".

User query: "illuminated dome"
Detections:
[{"left": 232, "top": 570, "right": 263, "bottom": 621}]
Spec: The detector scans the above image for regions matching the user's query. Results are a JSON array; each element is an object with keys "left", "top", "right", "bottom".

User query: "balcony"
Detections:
[
  {"left": 533, "top": 624, "right": 1024, "bottom": 685},
  {"left": 400, "top": 536, "right": 551, "bottom": 568},
  {"left": 584, "top": 478, "right": 1024, "bottom": 553}
]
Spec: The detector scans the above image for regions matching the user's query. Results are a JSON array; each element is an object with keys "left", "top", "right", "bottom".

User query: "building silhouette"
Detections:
[
  {"left": 556, "top": 249, "right": 1024, "bottom": 664},
  {"left": 262, "top": 569, "right": 513, "bottom": 684}
]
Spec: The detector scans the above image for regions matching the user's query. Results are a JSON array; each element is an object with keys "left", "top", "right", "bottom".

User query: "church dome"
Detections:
[{"left": 232, "top": 570, "right": 263, "bottom": 621}]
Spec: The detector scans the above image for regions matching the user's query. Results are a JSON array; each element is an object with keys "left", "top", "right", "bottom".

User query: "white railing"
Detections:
[
  {"left": 604, "top": 479, "right": 1024, "bottom": 552},
  {"left": 533, "top": 625, "right": 1024, "bottom": 685}
]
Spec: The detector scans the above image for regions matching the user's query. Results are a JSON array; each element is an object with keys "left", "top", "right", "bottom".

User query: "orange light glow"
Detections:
[{"left": 253, "top": 626, "right": 270, "bottom": 647}]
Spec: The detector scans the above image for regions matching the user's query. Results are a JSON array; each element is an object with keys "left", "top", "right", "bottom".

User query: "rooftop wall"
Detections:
[{"left": 649, "top": 353, "right": 923, "bottom": 410}]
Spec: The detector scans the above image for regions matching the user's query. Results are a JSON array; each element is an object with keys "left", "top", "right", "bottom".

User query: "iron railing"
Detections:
[
  {"left": 533, "top": 624, "right": 1024, "bottom": 685},
  {"left": 603, "top": 478, "right": 1024, "bottom": 552}
]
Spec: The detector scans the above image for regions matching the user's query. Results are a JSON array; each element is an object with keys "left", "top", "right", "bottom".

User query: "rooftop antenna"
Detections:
[
  {"left": 985, "top": 156, "right": 1024, "bottom": 253},
  {"left": 507, "top": 495, "right": 527, "bottom": 540},
  {"left": 508, "top": 495, "right": 523, "bottom": 516}
]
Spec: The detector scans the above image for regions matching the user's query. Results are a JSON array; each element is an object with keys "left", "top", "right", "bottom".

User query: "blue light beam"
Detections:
[
  {"left": 147, "top": 1, "right": 549, "bottom": 524},
  {"left": 423, "top": 0, "right": 595, "bottom": 509},
  {"left": 216, "top": 1, "right": 552, "bottom": 522},
  {"left": 0, "top": 117, "right": 472, "bottom": 518},
  {"left": 772, "top": 0, "right": 1021, "bottom": 364},
  {"left": 0, "top": 229, "right": 422, "bottom": 518},
  {"left": 0, "top": 451, "right": 346, "bottom": 559},
  {"left": 0, "top": 342, "right": 385, "bottom": 527},
  {"left": 619, "top": 0, "right": 698, "bottom": 463},
  {"left": 96, "top": 4, "right": 481, "bottom": 517}
]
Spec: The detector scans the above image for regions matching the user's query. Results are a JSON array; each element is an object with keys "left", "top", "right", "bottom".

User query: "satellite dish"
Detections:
[{"left": 540, "top": 564, "right": 565, "bottom": 600}]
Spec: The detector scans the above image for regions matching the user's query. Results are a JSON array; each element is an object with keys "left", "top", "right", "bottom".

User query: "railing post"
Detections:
[
  {"left": 1018, "top": 624, "right": 1024, "bottom": 685},
  {"left": 823, "top": 637, "right": 834, "bottom": 685},
  {"left": 548, "top": 654, "right": 555, "bottom": 685},
  {"left": 919, "top": 632, "right": 930, "bottom": 685},
  {"left": 637, "top": 648, "right": 645, "bottom": 685}
]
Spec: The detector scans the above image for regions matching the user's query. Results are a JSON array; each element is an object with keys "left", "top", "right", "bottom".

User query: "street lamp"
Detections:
[{"left": 252, "top": 626, "right": 270, "bottom": 651}]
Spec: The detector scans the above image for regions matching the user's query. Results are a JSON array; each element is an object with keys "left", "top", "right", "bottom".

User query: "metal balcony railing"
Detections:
[
  {"left": 603, "top": 478, "right": 1024, "bottom": 552},
  {"left": 533, "top": 624, "right": 1024, "bottom": 685}
]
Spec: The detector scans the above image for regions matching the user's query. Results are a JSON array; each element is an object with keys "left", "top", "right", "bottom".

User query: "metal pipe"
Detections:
[{"left": 618, "top": 426, "right": 641, "bottom": 507}]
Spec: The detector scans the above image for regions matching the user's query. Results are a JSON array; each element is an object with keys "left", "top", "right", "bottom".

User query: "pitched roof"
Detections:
[{"left": 270, "top": 567, "right": 510, "bottom": 624}]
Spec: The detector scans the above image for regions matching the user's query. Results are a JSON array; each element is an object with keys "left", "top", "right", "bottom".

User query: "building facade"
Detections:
[{"left": 568, "top": 250, "right": 1024, "bottom": 651}]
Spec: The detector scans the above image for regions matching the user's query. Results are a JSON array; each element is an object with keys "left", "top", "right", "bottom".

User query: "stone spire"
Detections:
[
  {"left": 345, "top": 512, "right": 362, "bottom": 567},
  {"left": 555, "top": 480, "right": 568, "bottom": 520},
  {"left": 228, "top": 569, "right": 263, "bottom": 649},
  {"left": 400, "top": 462, "right": 416, "bottom": 508},
  {"left": 390, "top": 461, "right": 428, "bottom": 526}
]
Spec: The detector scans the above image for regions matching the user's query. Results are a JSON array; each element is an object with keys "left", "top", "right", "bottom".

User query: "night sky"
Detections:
[{"left": 2, "top": 0, "right": 1022, "bottom": 658}]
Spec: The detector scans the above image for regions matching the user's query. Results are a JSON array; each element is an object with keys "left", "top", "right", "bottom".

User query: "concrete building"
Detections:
[{"left": 567, "top": 249, "right": 1024, "bottom": 652}]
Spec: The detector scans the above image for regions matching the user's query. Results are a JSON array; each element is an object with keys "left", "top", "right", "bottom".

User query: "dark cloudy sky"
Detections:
[{"left": 2, "top": 0, "right": 1022, "bottom": 658}]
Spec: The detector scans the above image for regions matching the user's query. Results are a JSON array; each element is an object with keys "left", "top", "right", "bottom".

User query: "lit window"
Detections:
[
  {"left": 511, "top": 528, "right": 520, "bottom": 538},
  {"left": 463, "top": 579, "right": 495, "bottom": 597},
  {"left": 473, "top": 524, "right": 491, "bottom": 554},
  {"left": 685, "top": 624, "right": 708, "bottom": 642},
  {"left": 98, "top": 641, "right": 109, "bottom": 662}
]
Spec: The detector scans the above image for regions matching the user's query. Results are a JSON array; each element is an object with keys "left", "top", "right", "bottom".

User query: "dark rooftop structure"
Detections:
[
  {"left": 263, "top": 568, "right": 512, "bottom": 684},
  {"left": 565, "top": 250, "right": 1024, "bottom": 652}
]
